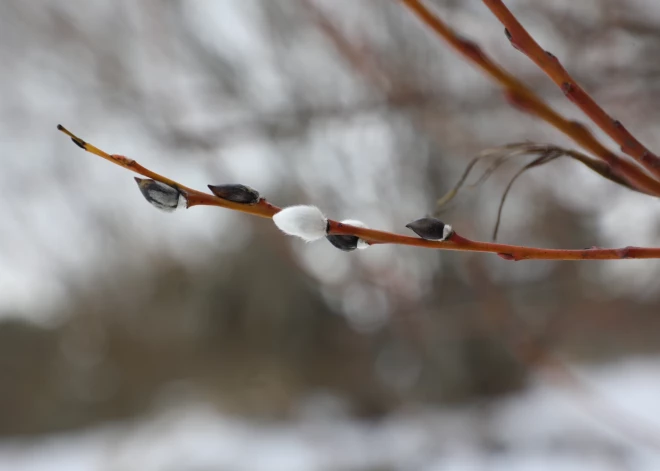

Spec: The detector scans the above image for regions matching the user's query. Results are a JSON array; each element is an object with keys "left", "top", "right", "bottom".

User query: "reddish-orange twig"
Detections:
[
  {"left": 58, "top": 125, "right": 660, "bottom": 261},
  {"left": 57, "top": 125, "right": 280, "bottom": 219},
  {"left": 397, "top": 0, "right": 660, "bottom": 197},
  {"left": 482, "top": 0, "right": 660, "bottom": 178}
]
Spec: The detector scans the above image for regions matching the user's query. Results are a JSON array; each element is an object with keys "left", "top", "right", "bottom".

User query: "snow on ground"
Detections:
[{"left": 1, "top": 356, "right": 660, "bottom": 471}]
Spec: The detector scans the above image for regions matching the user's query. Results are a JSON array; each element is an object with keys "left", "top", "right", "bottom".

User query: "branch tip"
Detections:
[{"left": 57, "top": 124, "right": 86, "bottom": 149}]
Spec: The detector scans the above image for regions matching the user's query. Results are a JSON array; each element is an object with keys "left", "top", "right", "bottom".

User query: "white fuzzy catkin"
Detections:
[
  {"left": 273, "top": 205, "right": 328, "bottom": 242},
  {"left": 442, "top": 224, "right": 454, "bottom": 241},
  {"left": 341, "top": 219, "right": 370, "bottom": 249}
]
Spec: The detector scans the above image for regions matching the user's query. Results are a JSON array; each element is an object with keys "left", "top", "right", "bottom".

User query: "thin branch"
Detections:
[
  {"left": 482, "top": 0, "right": 660, "bottom": 177},
  {"left": 491, "top": 151, "right": 561, "bottom": 241},
  {"left": 433, "top": 156, "right": 481, "bottom": 213},
  {"left": 435, "top": 142, "right": 647, "bottom": 216},
  {"left": 57, "top": 125, "right": 279, "bottom": 219},
  {"left": 434, "top": 142, "right": 646, "bottom": 241},
  {"left": 397, "top": 0, "right": 660, "bottom": 197},
  {"left": 58, "top": 125, "right": 660, "bottom": 261}
]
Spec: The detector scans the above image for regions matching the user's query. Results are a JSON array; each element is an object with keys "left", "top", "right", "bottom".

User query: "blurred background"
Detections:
[{"left": 2, "top": 0, "right": 660, "bottom": 469}]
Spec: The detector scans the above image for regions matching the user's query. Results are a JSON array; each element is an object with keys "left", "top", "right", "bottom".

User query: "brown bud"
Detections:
[
  {"left": 208, "top": 184, "right": 260, "bottom": 204},
  {"left": 405, "top": 217, "right": 453, "bottom": 241}
]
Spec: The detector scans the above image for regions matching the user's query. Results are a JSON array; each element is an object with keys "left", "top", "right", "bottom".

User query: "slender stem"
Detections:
[
  {"left": 58, "top": 125, "right": 660, "bottom": 261},
  {"left": 57, "top": 125, "right": 279, "bottom": 219},
  {"left": 396, "top": 0, "right": 660, "bottom": 197},
  {"left": 329, "top": 223, "right": 660, "bottom": 261},
  {"left": 482, "top": 0, "right": 660, "bottom": 177}
]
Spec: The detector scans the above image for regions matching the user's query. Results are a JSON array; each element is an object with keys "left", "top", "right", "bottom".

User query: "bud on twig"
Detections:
[
  {"left": 134, "top": 178, "right": 187, "bottom": 212},
  {"left": 405, "top": 217, "right": 454, "bottom": 241},
  {"left": 208, "top": 184, "right": 261, "bottom": 204},
  {"left": 326, "top": 219, "right": 370, "bottom": 251},
  {"left": 273, "top": 205, "right": 328, "bottom": 242}
]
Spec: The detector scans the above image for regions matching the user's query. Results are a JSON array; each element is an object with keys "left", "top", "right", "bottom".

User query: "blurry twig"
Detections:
[
  {"left": 157, "top": 95, "right": 443, "bottom": 151},
  {"left": 398, "top": 0, "right": 660, "bottom": 197},
  {"left": 491, "top": 151, "right": 561, "bottom": 242},
  {"left": 300, "top": 0, "right": 392, "bottom": 91},
  {"left": 435, "top": 142, "right": 645, "bottom": 240},
  {"left": 482, "top": 0, "right": 660, "bottom": 177}
]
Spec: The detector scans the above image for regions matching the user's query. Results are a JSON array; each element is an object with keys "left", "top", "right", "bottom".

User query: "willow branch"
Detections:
[
  {"left": 397, "top": 0, "right": 660, "bottom": 197},
  {"left": 482, "top": 0, "right": 660, "bottom": 177},
  {"left": 58, "top": 125, "right": 660, "bottom": 261}
]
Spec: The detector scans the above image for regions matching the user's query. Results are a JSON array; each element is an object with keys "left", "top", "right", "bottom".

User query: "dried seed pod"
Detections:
[
  {"left": 134, "top": 178, "right": 187, "bottom": 212},
  {"left": 273, "top": 205, "right": 328, "bottom": 242},
  {"left": 405, "top": 217, "right": 453, "bottom": 241},
  {"left": 326, "top": 219, "right": 370, "bottom": 251},
  {"left": 208, "top": 184, "right": 260, "bottom": 205}
]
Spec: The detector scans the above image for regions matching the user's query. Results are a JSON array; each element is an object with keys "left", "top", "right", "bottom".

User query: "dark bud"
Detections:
[
  {"left": 70, "top": 137, "right": 86, "bottom": 149},
  {"left": 208, "top": 184, "right": 261, "bottom": 204},
  {"left": 326, "top": 234, "right": 359, "bottom": 252},
  {"left": 135, "top": 178, "right": 186, "bottom": 212},
  {"left": 405, "top": 217, "right": 454, "bottom": 241}
]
